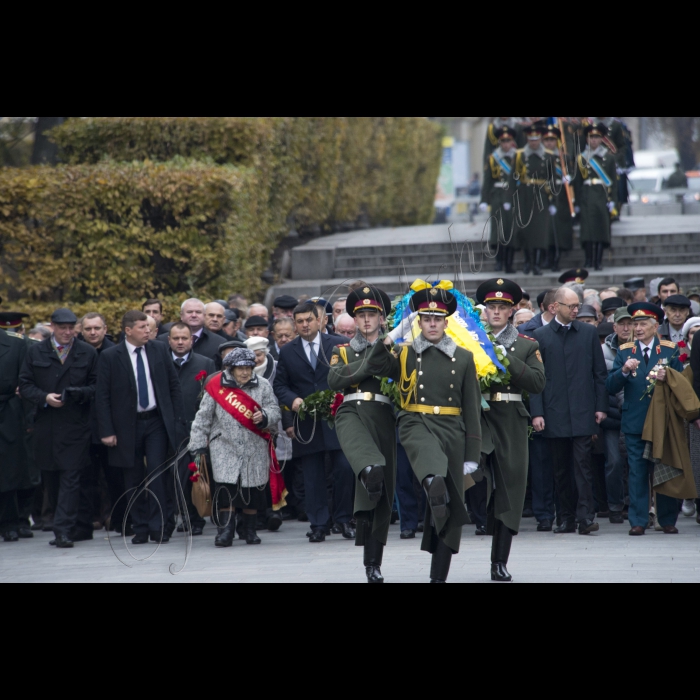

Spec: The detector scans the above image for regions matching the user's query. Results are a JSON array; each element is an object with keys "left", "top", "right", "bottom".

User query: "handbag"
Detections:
[{"left": 192, "top": 454, "right": 213, "bottom": 518}]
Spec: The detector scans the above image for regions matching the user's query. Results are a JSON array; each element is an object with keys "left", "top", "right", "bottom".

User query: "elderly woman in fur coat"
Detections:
[{"left": 189, "top": 348, "right": 281, "bottom": 548}]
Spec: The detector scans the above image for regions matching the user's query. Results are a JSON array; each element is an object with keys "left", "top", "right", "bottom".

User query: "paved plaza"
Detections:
[{"left": 1, "top": 518, "right": 699, "bottom": 583}]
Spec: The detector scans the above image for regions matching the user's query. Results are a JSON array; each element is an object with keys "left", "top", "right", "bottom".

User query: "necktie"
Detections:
[
  {"left": 309, "top": 342, "right": 318, "bottom": 370},
  {"left": 644, "top": 348, "right": 650, "bottom": 366},
  {"left": 135, "top": 347, "right": 150, "bottom": 410},
  {"left": 175, "top": 358, "right": 185, "bottom": 368},
  {"left": 192, "top": 334, "right": 200, "bottom": 346}
]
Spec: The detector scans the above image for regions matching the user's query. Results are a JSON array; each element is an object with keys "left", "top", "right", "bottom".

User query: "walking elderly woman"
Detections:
[{"left": 189, "top": 348, "right": 281, "bottom": 547}]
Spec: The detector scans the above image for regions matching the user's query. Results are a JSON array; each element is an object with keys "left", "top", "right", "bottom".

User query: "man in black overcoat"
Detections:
[
  {"left": 274, "top": 303, "right": 355, "bottom": 543},
  {"left": 18, "top": 309, "right": 99, "bottom": 548},
  {"left": 169, "top": 323, "right": 215, "bottom": 536},
  {"left": 530, "top": 287, "right": 609, "bottom": 536},
  {"left": 157, "top": 298, "right": 224, "bottom": 361},
  {"left": 97, "top": 311, "right": 186, "bottom": 545}
]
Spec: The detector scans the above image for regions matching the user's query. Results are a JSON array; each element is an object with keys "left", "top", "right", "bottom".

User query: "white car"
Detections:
[{"left": 627, "top": 167, "right": 675, "bottom": 204}]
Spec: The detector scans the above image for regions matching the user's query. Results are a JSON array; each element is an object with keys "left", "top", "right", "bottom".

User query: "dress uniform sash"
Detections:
[{"left": 585, "top": 155, "right": 613, "bottom": 188}]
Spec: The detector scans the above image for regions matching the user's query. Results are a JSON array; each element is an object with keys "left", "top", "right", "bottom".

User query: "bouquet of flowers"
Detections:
[
  {"left": 479, "top": 328, "right": 513, "bottom": 395},
  {"left": 640, "top": 345, "right": 681, "bottom": 401},
  {"left": 188, "top": 460, "right": 202, "bottom": 484},
  {"left": 298, "top": 390, "right": 345, "bottom": 429},
  {"left": 195, "top": 370, "right": 208, "bottom": 400}
]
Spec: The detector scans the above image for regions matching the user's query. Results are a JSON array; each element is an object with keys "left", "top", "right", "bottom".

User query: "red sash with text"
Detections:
[{"left": 206, "top": 373, "right": 287, "bottom": 510}]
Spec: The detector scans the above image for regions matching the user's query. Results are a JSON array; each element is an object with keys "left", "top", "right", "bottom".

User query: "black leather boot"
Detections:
[
  {"left": 533, "top": 249, "right": 544, "bottom": 276},
  {"left": 546, "top": 246, "right": 556, "bottom": 270},
  {"left": 360, "top": 465, "right": 384, "bottom": 504},
  {"left": 522, "top": 250, "right": 532, "bottom": 275},
  {"left": 244, "top": 513, "right": 262, "bottom": 545},
  {"left": 364, "top": 533, "right": 385, "bottom": 584},
  {"left": 423, "top": 476, "right": 450, "bottom": 521},
  {"left": 583, "top": 242, "right": 593, "bottom": 269},
  {"left": 594, "top": 243, "right": 604, "bottom": 271},
  {"left": 551, "top": 252, "right": 561, "bottom": 272},
  {"left": 430, "top": 539, "right": 453, "bottom": 584},
  {"left": 504, "top": 248, "right": 516, "bottom": 274},
  {"left": 494, "top": 248, "right": 504, "bottom": 272},
  {"left": 491, "top": 520, "right": 514, "bottom": 583},
  {"left": 215, "top": 512, "right": 236, "bottom": 548}
]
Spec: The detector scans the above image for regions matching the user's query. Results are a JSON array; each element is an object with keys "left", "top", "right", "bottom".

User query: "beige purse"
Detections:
[{"left": 192, "top": 454, "right": 213, "bottom": 518}]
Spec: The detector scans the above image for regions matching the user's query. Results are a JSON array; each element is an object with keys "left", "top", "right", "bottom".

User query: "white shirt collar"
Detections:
[
  {"left": 172, "top": 352, "right": 190, "bottom": 363},
  {"left": 125, "top": 340, "right": 144, "bottom": 354},
  {"left": 303, "top": 334, "right": 320, "bottom": 347},
  {"left": 639, "top": 339, "right": 655, "bottom": 352}
]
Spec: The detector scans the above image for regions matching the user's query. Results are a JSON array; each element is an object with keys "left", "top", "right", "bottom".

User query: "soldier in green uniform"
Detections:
[
  {"left": 0, "top": 311, "right": 33, "bottom": 542},
  {"left": 513, "top": 122, "right": 557, "bottom": 276},
  {"left": 475, "top": 280, "right": 546, "bottom": 582},
  {"left": 574, "top": 123, "right": 618, "bottom": 272},
  {"left": 484, "top": 117, "right": 525, "bottom": 164},
  {"left": 480, "top": 126, "right": 518, "bottom": 274},
  {"left": 367, "top": 283, "right": 482, "bottom": 584},
  {"left": 542, "top": 124, "right": 575, "bottom": 272},
  {"left": 328, "top": 285, "right": 396, "bottom": 585}
]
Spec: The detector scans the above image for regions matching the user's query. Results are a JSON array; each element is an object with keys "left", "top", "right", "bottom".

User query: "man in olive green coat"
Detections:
[
  {"left": 575, "top": 123, "right": 618, "bottom": 272},
  {"left": 328, "top": 285, "right": 396, "bottom": 585},
  {"left": 367, "top": 284, "right": 482, "bottom": 584},
  {"left": 480, "top": 126, "right": 518, "bottom": 274},
  {"left": 476, "top": 280, "right": 546, "bottom": 582}
]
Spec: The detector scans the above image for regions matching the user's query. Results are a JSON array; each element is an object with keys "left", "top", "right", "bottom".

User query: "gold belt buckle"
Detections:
[
  {"left": 364, "top": 392, "right": 374, "bottom": 402},
  {"left": 433, "top": 406, "right": 441, "bottom": 415},
  {"left": 495, "top": 393, "right": 502, "bottom": 402}
]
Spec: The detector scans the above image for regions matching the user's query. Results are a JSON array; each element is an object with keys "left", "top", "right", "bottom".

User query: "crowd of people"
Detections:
[{"left": 1, "top": 267, "right": 699, "bottom": 583}]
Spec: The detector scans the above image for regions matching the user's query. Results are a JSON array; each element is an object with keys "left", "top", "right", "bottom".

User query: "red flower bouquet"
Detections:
[
  {"left": 680, "top": 353, "right": 689, "bottom": 364},
  {"left": 195, "top": 371, "right": 208, "bottom": 382},
  {"left": 330, "top": 393, "right": 344, "bottom": 417},
  {"left": 678, "top": 341, "right": 688, "bottom": 349}
]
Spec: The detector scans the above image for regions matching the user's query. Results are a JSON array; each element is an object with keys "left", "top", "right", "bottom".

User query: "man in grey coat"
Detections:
[{"left": 530, "top": 287, "right": 609, "bottom": 535}]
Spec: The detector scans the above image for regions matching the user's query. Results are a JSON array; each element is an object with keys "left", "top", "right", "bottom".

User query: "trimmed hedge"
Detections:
[{"left": 0, "top": 160, "right": 271, "bottom": 304}]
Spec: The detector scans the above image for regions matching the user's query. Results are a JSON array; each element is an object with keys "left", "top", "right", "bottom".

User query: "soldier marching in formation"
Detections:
[
  {"left": 328, "top": 285, "right": 397, "bottom": 584},
  {"left": 483, "top": 117, "right": 525, "bottom": 164}
]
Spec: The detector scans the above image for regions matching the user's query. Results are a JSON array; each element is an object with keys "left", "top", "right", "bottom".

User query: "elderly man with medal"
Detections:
[
  {"left": 606, "top": 303, "right": 686, "bottom": 537},
  {"left": 328, "top": 285, "right": 396, "bottom": 584},
  {"left": 476, "top": 279, "right": 546, "bottom": 582},
  {"left": 366, "top": 280, "right": 483, "bottom": 584}
]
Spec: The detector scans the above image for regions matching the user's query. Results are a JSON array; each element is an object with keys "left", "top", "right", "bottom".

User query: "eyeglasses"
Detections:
[{"left": 558, "top": 303, "right": 581, "bottom": 311}]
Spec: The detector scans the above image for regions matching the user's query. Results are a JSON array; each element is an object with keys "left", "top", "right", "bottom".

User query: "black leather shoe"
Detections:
[
  {"left": 366, "top": 566, "right": 384, "bottom": 583},
  {"left": 266, "top": 513, "right": 283, "bottom": 532},
  {"left": 49, "top": 539, "right": 57, "bottom": 546},
  {"left": 18, "top": 527, "right": 34, "bottom": 539},
  {"left": 579, "top": 520, "right": 600, "bottom": 535},
  {"left": 430, "top": 539, "right": 453, "bottom": 584},
  {"left": 475, "top": 526, "right": 487, "bottom": 536},
  {"left": 150, "top": 532, "right": 170, "bottom": 544},
  {"left": 400, "top": 530, "right": 416, "bottom": 540},
  {"left": 491, "top": 562, "right": 513, "bottom": 583},
  {"left": 307, "top": 528, "right": 331, "bottom": 538},
  {"left": 244, "top": 514, "right": 261, "bottom": 545},
  {"left": 191, "top": 525, "right": 205, "bottom": 537},
  {"left": 391, "top": 510, "right": 399, "bottom": 525},
  {"left": 2, "top": 531, "right": 19, "bottom": 543},
  {"left": 340, "top": 523, "right": 356, "bottom": 540},
  {"left": 72, "top": 530, "right": 94, "bottom": 543},
  {"left": 609, "top": 513, "right": 624, "bottom": 525},
  {"left": 423, "top": 476, "right": 450, "bottom": 520},
  {"left": 364, "top": 534, "right": 385, "bottom": 584},
  {"left": 537, "top": 521, "right": 553, "bottom": 532},
  {"left": 55, "top": 536, "right": 74, "bottom": 549},
  {"left": 331, "top": 524, "right": 342, "bottom": 535},
  {"left": 554, "top": 522, "right": 576, "bottom": 534},
  {"left": 131, "top": 534, "right": 150, "bottom": 545},
  {"left": 309, "top": 528, "right": 326, "bottom": 543},
  {"left": 360, "top": 465, "right": 385, "bottom": 503}
]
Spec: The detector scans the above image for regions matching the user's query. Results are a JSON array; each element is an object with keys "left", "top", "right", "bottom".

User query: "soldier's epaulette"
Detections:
[
  {"left": 518, "top": 334, "right": 536, "bottom": 342},
  {"left": 619, "top": 342, "right": 635, "bottom": 350},
  {"left": 5, "top": 331, "right": 22, "bottom": 339},
  {"left": 660, "top": 340, "right": 676, "bottom": 349}
]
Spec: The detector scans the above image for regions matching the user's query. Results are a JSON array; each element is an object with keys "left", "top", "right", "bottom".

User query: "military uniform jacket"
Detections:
[
  {"left": 19, "top": 338, "right": 98, "bottom": 472},
  {"left": 483, "top": 119, "right": 525, "bottom": 163},
  {"left": 575, "top": 146, "right": 618, "bottom": 246},
  {"left": 547, "top": 148, "right": 575, "bottom": 251},
  {"left": 482, "top": 148, "right": 516, "bottom": 248},
  {"left": 607, "top": 338, "right": 684, "bottom": 436}
]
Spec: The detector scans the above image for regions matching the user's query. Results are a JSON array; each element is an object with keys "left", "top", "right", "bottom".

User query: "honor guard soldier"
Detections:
[
  {"left": 542, "top": 124, "right": 575, "bottom": 273},
  {"left": 575, "top": 123, "right": 619, "bottom": 272},
  {"left": 558, "top": 268, "right": 590, "bottom": 287},
  {"left": 607, "top": 303, "right": 684, "bottom": 537},
  {"left": 480, "top": 126, "right": 518, "bottom": 274},
  {"left": 367, "top": 282, "right": 482, "bottom": 584},
  {"left": 328, "top": 285, "right": 397, "bottom": 584},
  {"left": 513, "top": 122, "right": 558, "bottom": 276},
  {"left": 484, "top": 117, "right": 525, "bottom": 164},
  {"left": 0, "top": 311, "right": 33, "bottom": 542},
  {"left": 476, "top": 280, "right": 546, "bottom": 582}
]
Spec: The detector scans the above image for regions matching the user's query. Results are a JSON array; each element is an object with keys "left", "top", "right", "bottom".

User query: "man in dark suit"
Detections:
[
  {"left": 530, "top": 287, "right": 609, "bottom": 536},
  {"left": 269, "top": 318, "right": 296, "bottom": 362},
  {"left": 158, "top": 299, "right": 224, "bottom": 361},
  {"left": 274, "top": 303, "right": 355, "bottom": 543},
  {"left": 19, "top": 308, "right": 99, "bottom": 549},
  {"left": 97, "top": 311, "right": 186, "bottom": 545},
  {"left": 518, "top": 289, "right": 557, "bottom": 337},
  {"left": 169, "top": 323, "right": 215, "bottom": 536}
]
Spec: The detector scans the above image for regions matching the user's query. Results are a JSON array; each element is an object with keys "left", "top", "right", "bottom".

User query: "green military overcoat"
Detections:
[
  {"left": 328, "top": 336, "right": 397, "bottom": 546},
  {"left": 575, "top": 146, "right": 618, "bottom": 247},
  {"left": 480, "top": 325, "right": 546, "bottom": 534},
  {"left": 481, "top": 149, "right": 516, "bottom": 249},
  {"left": 367, "top": 334, "right": 482, "bottom": 554},
  {"left": 547, "top": 151, "right": 575, "bottom": 252}
]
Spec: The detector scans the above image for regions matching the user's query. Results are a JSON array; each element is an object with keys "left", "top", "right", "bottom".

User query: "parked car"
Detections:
[{"left": 627, "top": 167, "right": 675, "bottom": 204}]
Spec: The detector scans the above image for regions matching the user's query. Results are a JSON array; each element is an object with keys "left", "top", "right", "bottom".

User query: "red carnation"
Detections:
[
  {"left": 195, "top": 371, "right": 208, "bottom": 382},
  {"left": 678, "top": 341, "right": 687, "bottom": 349},
  {"left": 330, "top": 393, "right": 344, "bottom": 417},
  {"left": 680, "top": 353, "right": 689, "bottom": 364},
  {"left": 189, "top": 474, "right": 200, "bottom": 483},
  {"left": 188, "top": 463, "right": 198, "bottom": 473}
]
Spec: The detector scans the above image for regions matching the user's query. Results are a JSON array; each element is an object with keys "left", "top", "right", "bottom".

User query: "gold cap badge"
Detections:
[
  {"left": 363, "top": 287, "right": 370, "bottom": 294},
  {"left": 429, "top": 302, "right": 438, "bottom": 309}
]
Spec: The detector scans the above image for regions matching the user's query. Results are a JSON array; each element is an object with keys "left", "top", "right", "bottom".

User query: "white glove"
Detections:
[
  {"left": 497, "top": 345, "right": 507, "bottom": 357},
  {"left": 548, "top": 205, "right": 557, "bottom": 216},
  {"left": 607, "top": 201, "right": 615, "bottom": 212},
  {"left": 563, "top": 175, "right": 573, "bottom": 184},
  {"left": 387, "top": 312, "right": 418, "bottom": 342},
  {"left": 503, "top": 202, "right": 512, "bottom": 211},
  {"left": 464, "top": 462, "right": 479, "bottom": 476},
  {"left": 574, "top": 206, "right": 581, "bottom": 214},
  {"left": 479, "top": 203, "right": 489, "bottom": 213}
]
